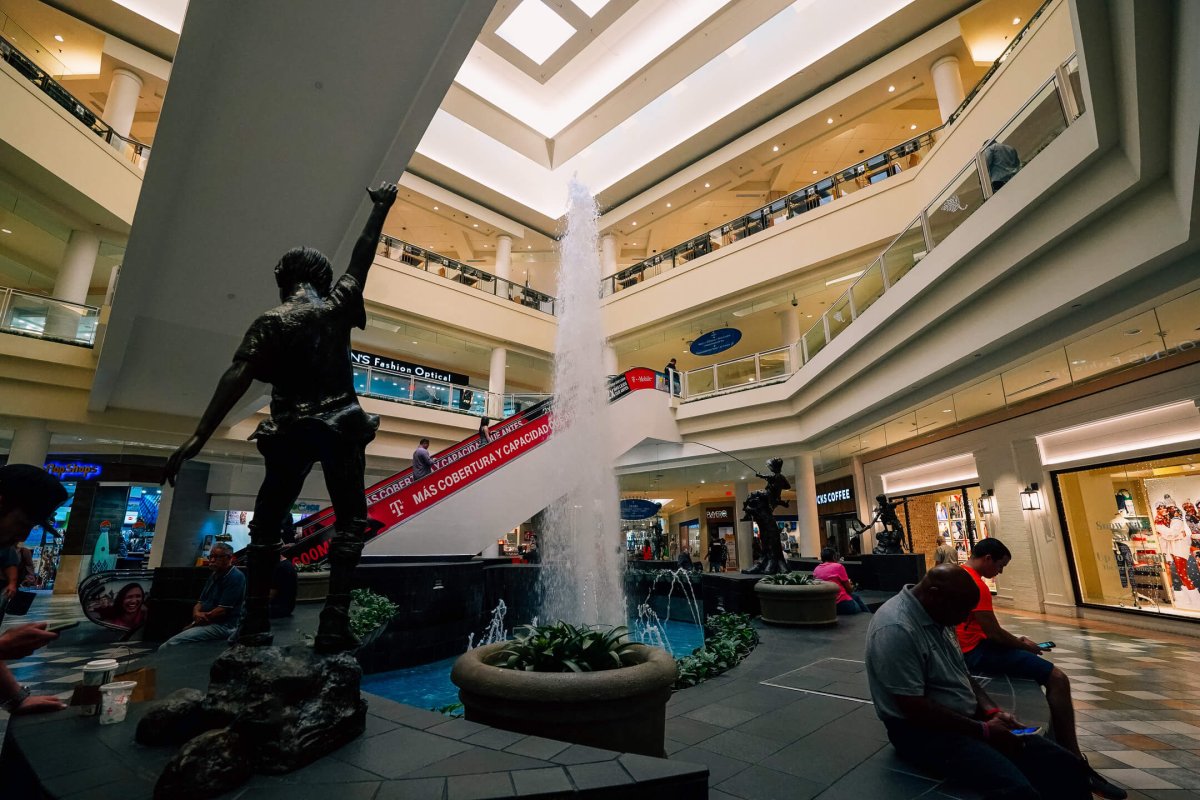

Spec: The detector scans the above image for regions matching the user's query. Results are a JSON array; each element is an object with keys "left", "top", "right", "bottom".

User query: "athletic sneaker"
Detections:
[{"left": 1085, "top": 761, "right": 1127, "bottom": 800}]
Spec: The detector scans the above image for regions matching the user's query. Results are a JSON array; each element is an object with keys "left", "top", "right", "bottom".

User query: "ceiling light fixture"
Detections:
[
  {"left": 433, "top": 206, "right": 439, "bottom": 211},
  {"left": 704, "top": 182, "right": 711, "bottom": 188},
  {"left": 825, "top": 270, "right": 864, "bottom": 286},
  {"left": 495, "top": 0, "right": 577, "bottom": 66},
  {"left": 812, "top": 170, "right": 818, "bottom": 175},
  {"left": 887, "top": 84, "right": 895, "bottom": 92},
  {"left": 473, "top": 223, "right": 478, "bottom": 227},
  {"left": 826, "top": 117, "right": 834, "bottom": 124},
  {"left": 54, "top": 34, "right": 64, "bottom": 42},
  {"left": 910, "top": 124, "right": 917, "bottom": 130},
  {"left": 772, "top": 145, "right": 779, "bottom": 152},
  {"left": 631, "top": 221, "right": 638, "bottom": 226},
  {"left": 0, "top": 229, "right": 10, "bottom": 234},
  {"left": 1013, "top": 16, "right": 1021, "bottom": 25},
  {"left": 666, "top": 202, "right": 672, "bottom": 208}
]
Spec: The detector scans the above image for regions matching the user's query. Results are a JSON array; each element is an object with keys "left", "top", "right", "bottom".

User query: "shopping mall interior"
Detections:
[{"left": 2, "top": 0, "right": 1200, "bottom": 797}]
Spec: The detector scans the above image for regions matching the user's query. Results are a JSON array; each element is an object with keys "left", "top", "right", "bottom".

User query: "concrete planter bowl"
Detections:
[
  {"left": 450, "top": 642, "right": 677, "bottom": 757},
  {"left": 295, "top": 571, "right": 330, "bottom": 602},
  {"left": 754, "top": 580, "right": 839, "bottom": 626}
]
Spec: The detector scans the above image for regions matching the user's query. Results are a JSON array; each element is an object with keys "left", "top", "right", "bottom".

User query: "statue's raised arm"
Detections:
[{"left": 345, "top": 183, "right": 399, "bottom": 288}]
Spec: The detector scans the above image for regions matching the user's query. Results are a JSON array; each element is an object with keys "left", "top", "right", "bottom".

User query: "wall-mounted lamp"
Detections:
[
  {"left": 979, "top": 489, "right": 995, "bottom": 515},
  {"left": 1020, "top": 482, "right": 1042, "bottom": 511}
]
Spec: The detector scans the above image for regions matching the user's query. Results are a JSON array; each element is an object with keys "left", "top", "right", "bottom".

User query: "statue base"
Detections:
[
  {"left": 136, "top": 644, "right": 366, "bottom": 800},
  {"left": 741, "top": 556, "right": 790, "bottom": 575}
]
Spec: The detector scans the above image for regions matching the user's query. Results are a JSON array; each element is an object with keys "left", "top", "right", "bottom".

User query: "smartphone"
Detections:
[
  {"left": 1011, "top": 727, "right": 1043, "bottom": 736},
  {"left": 1036, "top": 641, "right": 1056, "bottom": 650},
  {"left": 45, "top": 620, "right": 79, "bottom": 633}
]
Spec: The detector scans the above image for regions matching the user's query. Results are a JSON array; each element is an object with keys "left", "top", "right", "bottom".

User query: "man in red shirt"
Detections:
[{"left": 957, "top": 538, "right": 1125, "bottom": 800}]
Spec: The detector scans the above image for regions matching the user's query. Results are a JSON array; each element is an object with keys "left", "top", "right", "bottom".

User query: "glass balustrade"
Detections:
[
  {"left": 0, "top": 288, "right": 99, "bottom": 347},
  {"left": 378, "top": 235, "right": 557, "bottom": 315},
  {"left": 352, "top": 364, "right": 497, "bottom": 417},
  {"left": 678, "top": 54, "right": 1084, "bottom": 401}
]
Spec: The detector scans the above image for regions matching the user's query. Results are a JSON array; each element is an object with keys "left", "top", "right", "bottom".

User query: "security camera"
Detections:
[{"left": 791, "top": 296, "right": 798, "bottom": 307}]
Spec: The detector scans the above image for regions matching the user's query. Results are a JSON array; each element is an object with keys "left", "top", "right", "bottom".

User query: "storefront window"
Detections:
[
  {"left": 1056, "top": 451, "right": 1200, "bottom": 619},
  {"left": 898, "top": 485, "right": 994, "bottom": 587},
  {"left": 678, "top": 520, "right": 700, "bottom": 560},
  {"left": 21, "top": 482, "right": 75, "bottom": 589}
]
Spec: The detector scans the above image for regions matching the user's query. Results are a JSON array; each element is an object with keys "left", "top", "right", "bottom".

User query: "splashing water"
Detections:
[
  {"left": 468, "top": 600, "right": 510, "bottom": 650},
  {"left": 537, "top": 179, "right": 627, "bottom": 627},
  {"left": 630, "top": 568, "right": 705, "bottom": 653}
]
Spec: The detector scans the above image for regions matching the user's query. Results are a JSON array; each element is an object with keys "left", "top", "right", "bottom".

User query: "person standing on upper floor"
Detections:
[
  {"left": 662, "top": 358, "right": 680, "bottom": 394},
  {"left": 955, "top": 538, "right": 1125, "bottom": 800},
  {"left": 412, "top": 438, "right": 434, "bottom": 481},
  {"left": 983, "top": 139, "right": 1020, "bottom": 192},
  {"left": 935, "top": 535, "right": 958, "bottom": 566}
]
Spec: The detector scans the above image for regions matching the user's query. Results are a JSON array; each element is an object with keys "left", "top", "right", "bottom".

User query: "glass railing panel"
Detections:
[
  {"left": 686, "top": 367, "right": 715, "bottom": 396},
  {"left": 412, "top": 378, "right": 453, "bottom": 409},
  {"left": 849, "top": 260, "right": 886, "bottom": 317},
  {"left": 826, "top": 293, "right": 853, "bottom": 340},
  {"left": 1000, "top": 348, "right": 1071, "bottom": 404},
  {"left": 1065, "top": 55, "right": 1084, "bottom": 117},
  {"left": 883, "top": 412, "right": 918, "bottom": 445},
  {"left": 914, "top": 396, "right": 958, "bottom": 434},
  {"left": 352, "top": 367, "right": 369, "bottom": 394},
  {"left": 1, "top": 291, "right": 98, "bottom": 346},
  {"left": 951, "top": 376, "right": 1005, "bottom": 420},
  {"left": 802, "top": 319, "right": 827, "bottom": 361},
  {"left": 758, "top": 348, "right": 790, "bottom": 381},
  {"left": 368, "top": 372, "right": 411, "bottom": 402},
  {"left": 715, "top": 356, "right": 757, "bottom": 391},
  {"left": 926, "top": 163, "right": 985, "bottom": 248},
  {"left": 1064, "top": 310, "right": 1162, "bottom": 383},
  {"left": 988, "top": 79, "right": 1068, "bottom": 193},
  {"left": 1152, "top": 288, "right": 1200, "bottom": 353},
  {"left": 882, "top": 219, "right": 928, "bottom": 286}
]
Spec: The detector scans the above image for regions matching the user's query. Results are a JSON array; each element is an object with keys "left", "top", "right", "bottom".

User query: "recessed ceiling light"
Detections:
[
  {"left": 805, "top": 314, "right": 813, "bottom": 318},
  {"left": 826, "top": 117, "right": 834, "bottom": 124},
  {"left": 1013, "top": 17, "right": 1021, "bottom": 25},
  {"left": 772, "top": 145, "right": 779, "bottom": 152},
  {"left": 411, "top": 340, "right": 418, "bottom": 344},
  {"left": 666, "top": 202, "right": 672, "bottom": 208},
  {"left": 495, "top": 0, "right": 577, "bottom": 65},
  {"left": 910, "top": 124, "right": 917, "bottom": 130},
  {"left": 527, "top": 245, "right": 532, "bottom": 249},
  {"left": 887, "top": 85, "right": 895, "bottom": 92},
  {"left": 631, "top": 221, "right": 637, "bottom": 226},
  {"left": 1070, "top": 359, "right": 1086, "bottom": 365},
  {"left": 704, "top": 182, "right": 711, "bottom": 188},
  {"left": 700, "top": 480, "right": 705, "bottom": 484},
  {"left": 0, "top": 229, "right": 10, "bottom": 234},
  {"left": 54, "top": 34, "right": 64, "bottom": 42},
  {"left": 1124, "top": 329, "right": 1142, "bottom": 336},
  {"left": 812, "top": 170, "right": 818, "bottom": 175},
  {"left": 473, "top": 223, "right": 478, "bottom": 227},
  {"left": 942, "top": 409, "right": 952, "bottom": 414}
]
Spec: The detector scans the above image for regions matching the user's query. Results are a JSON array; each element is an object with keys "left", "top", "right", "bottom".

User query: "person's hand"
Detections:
[
  {"left": 368, "top": 182, "right": 398, "bottom": 207},
  {"left": 14, "top": 695, "right": 66, "bottom": 715},
  {"left": 2, "top": 584, "right": 15, "bottom": 600},
  {"left": 1018, "top": 636, "right": 1045, "bottom": 654},
  {"left": 164, "top": 434, "right": 205, "bottom": 487},
  {"left": 985, "top": 718, "right": 1024, "bottom": 757},
  {"left": 0, "top": 623, "right": 58, "bottom": 659},
  {"left": 991, "top": 711, "right": 1022, "bottom": 730}
]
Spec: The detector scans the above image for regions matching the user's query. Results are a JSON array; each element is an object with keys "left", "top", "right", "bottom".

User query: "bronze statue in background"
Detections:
[
  {"left": 863, "top": 493, "right": 908, "bottom": 555},
  {"left": 164, "top": 182, "right": 399, "bottom": 654},
  {"left": 741, "top": 457, "right": 791, "bottom": 575}
]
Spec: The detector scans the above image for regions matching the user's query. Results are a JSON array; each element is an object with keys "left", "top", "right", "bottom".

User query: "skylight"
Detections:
[
  {"left": 569, "top": 0, "right": 610, "bottom": 16},
  {"left": 495, "top": 0, "right": 576, "bottom": 66}
]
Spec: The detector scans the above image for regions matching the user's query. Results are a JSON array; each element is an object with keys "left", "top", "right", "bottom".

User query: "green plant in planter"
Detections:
[
  {"left": 295, "top": 561, "right": 328, "bottom": 573},
  {"left": 348, "top": 588, "right": 399, "bottom": 640},
  {"left": 759, "top": 571, "right": 822, "bottom": 586},
  {"left": 674, "top": 612, "right": 759, "bottom": 689},
  {"left": 487, "top": 622, "right": 641, "bottom": 673}
]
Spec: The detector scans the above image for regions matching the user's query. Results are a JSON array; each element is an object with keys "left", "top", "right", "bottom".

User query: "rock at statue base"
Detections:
[
  {"left": 155, "top": 728, "right": 251, "bottom": 800},
  {"left": 135, "top": 688, "right": 212, "bottom": 746},
  {"left": 144, "top": 645, "right": 367, "bottom": 799}
]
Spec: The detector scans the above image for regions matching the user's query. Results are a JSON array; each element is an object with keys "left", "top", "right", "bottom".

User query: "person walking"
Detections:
[
  {"left": 706, "top": 539, "right": 724, "bottom": 572},
  {"left": 478, "top": 416, "right": 491, "bottom": 445},
  {"left": 412, "top": 437, "right": 434, "bottom": 480}
]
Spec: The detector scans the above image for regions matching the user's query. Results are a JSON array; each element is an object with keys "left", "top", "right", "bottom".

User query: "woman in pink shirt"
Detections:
[{"left": 812, "top": 547, "right": 871, "bottom": 614}]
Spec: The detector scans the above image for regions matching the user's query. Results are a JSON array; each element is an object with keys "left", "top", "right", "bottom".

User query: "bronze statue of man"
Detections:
[
  {"left": 865, "top": 493, "right": 907, "bottom": 555},
  {"left": 741, "top": 457, "right": 791, "bottom": 574},
  {"left": 164, "top": 182, "right": 398, "bottom": 653}
]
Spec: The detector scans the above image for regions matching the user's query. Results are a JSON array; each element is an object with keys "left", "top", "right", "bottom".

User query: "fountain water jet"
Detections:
[{"left": 536, "top": 179, "right": 626, "bottom": 626}]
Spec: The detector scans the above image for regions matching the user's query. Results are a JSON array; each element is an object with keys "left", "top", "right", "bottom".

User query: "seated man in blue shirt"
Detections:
[{"left": 162, "top": 543, "right": 246, "bottom": 646}]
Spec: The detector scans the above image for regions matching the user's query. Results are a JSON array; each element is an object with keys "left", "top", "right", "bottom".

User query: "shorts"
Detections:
[{"left": 963, "top": 639, "right": 1054, "bottom": 685}]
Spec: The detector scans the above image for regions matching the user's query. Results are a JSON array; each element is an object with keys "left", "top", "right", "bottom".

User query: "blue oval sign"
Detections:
[
  {"left": 620, "top": 499, "right": 662, "bottom": 520},
  {"left": 690, "top": 328, "right": 742, "bottom": 356}
]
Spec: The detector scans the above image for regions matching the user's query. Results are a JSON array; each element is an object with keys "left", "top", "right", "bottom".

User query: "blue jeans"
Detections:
[
  {"left": 160, "top": 621, "right": 239, "bottom": 647},
  {"left": 884, "top": 719, "right": 1089, "bottom": 800},
  {"left": 836, "top": 593, "right": 871, "bottom": 614}
]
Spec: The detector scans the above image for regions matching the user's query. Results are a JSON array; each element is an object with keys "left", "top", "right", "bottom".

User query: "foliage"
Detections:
[
  {"left": 432, "top": 701, "right": 464, "bottom": 718},
  {"left": 759, "top": 571, "right": 822, "bottom": 586},
  {"left": 673, "top": 613, "right": 759, "bottom": 689},
  {"left": 348, "top": 588, "right": 399, "bottom": 639},
  {"left": 295, "top": 561, "right": 328, "bottom": 574},
  {"left": 487, "top": 621, "right": 641, "bottom": 673}
]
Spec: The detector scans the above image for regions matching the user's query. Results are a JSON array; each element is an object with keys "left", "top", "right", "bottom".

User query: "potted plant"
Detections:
[
  {"left": 754, "top": 572, "right": 839, "bottom": 626},
  {"left": 451, "top": 622, "right": 676, "bottom": 757}
]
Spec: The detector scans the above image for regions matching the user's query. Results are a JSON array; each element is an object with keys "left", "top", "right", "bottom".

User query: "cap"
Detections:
[{"left": 0, "top": 464, "right": 69, "bottom": 522}]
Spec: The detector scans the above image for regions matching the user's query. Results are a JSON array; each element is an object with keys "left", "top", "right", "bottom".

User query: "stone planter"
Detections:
[
  {"left": 754, "top": 580, "right": 839, "bottom": 626},
  {"left": 450, "top": 642, "right": 676, "bottom": 757},
  {"left": 295, "top": 571, "right": 330, "bottom": 602}
]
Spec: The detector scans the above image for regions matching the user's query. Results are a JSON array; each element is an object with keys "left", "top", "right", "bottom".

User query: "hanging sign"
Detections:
[
  {"left": 43, "top": 461, "right": 102, "bottom": 480},
  {"left": 607, "top": 367, "right": 668, "bottom": 401},
  {"left": 351, "top": 350, "right": 469, "bottom": 386},
  {"left": 620, "top": 499, "right": 662, "bottom": 520},
  {"left": 690, "top": 329, "right": 742, "bottom": 356}
]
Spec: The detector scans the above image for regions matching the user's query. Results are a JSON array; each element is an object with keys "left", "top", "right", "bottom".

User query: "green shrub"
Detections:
[
  {"left": 487, "top": 621, "right": 641, "bottom": 673},
  {"left": 348, "top": 588, "right": 399, "bottom": 639},
  {"left": 759, "top": 572, "right": 821, "bottom": 586},
  {"left": 674, "top": 612, "right": 759, "bottom": 689}
]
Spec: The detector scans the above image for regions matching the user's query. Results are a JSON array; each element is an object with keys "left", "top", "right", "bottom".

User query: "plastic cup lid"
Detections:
[
  {"left": 100, "top": 681, "right": 137, "bottom": 692},
  {"left": 84, "top": 659, "right": 120, "bottom": 670}
]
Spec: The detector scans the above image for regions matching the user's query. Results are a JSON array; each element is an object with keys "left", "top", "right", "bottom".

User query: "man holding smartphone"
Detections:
[
  {"left": 958, "top": 539, "right": 1126, "bottom": 800},
  {"left": 0, "top": 464, "right": 71, "bottom": 716}
]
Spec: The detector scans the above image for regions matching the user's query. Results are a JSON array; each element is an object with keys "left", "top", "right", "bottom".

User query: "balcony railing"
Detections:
[
  {"left": 377, "top": 235, "right": 557, "bottom": 316},
  {"left": 681, "top": 55, "right": 1084, "bottom": 401},
  {"left": 0, "top": 286, "right": 100, "bottom": 347},
  {"left": 0, "top": 24, "right": 151, "bottom": 170}
]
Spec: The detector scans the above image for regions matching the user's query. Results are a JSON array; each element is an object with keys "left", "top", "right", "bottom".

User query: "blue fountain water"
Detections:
[{"left": 362, "top": 619, "right": 705, "bottom": 712}]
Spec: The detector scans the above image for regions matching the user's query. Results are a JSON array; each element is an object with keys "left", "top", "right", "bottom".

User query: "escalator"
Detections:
[{"left": 281, "top": 367, "right": 677, "bottom": 563}]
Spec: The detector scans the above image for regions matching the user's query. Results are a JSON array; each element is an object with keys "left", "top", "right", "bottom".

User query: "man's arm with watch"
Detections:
[{"left": 0, "top": 662, "right": 64, "bottom": 715}]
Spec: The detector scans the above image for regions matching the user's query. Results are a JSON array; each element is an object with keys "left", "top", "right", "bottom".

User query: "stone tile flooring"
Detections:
[{"left": 664, "top": 609, "right": 1200, "bottom": 799}]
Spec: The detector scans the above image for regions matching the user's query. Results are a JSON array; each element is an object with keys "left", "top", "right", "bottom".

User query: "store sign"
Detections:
[
  {"left": 351, "top": 350, "right": 468, "bottom": 386},
  {"left": 815, "top": 477, "right": 856, "bottom": 510},
  {"left": 620, "top": 499, "right": 662, "bottom": 520},
  {"left": 43, "top": 461, "right": 102, "bottom": 480},
  {"left": 608, "top": 367, "right": 666, "bottom": 401},
  {"left": 817, "top": 488, "right": 852, "bottom": 505},
  {"left": 706, "top": 507, "right": 732, "bottom": 521},
  {"left": 690, "top": 328, "right": 742, "bottom": 357}
]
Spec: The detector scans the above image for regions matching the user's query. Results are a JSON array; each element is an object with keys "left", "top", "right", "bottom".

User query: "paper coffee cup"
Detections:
[
  {"left": 99, "top": 680, "right": 137, "bottom": 725},
  {"left": 78, "top": 660, "right": 120, "bottom": 716}
]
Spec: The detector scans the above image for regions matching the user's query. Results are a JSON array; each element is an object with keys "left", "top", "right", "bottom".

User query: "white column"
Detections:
[
  {"left": 794, "top": 453, "right": 821, "bottom": 558},
  {"left": 102, "top": 68, "right": 143, "bottom": 140},
  {"left": 148, "top": 481, "right": 174, "bottom": 569},
  {"left": 600, "top": 234, "right": 617, "bottom": 277},
  {"left": 8, "top": 420, "right": 50, "bottom": 466},
  {"left": 46, "top": 229, "right": 100, "bottom": 341},
  {"left": 603, "top": 344, "right": 618, "bottom": 376},
  {"left": 495, "top": 235, "right": 512, "bottom": 283},
  {"left": 931, "top": 56, "right": 966, "bottom": 123},
  {"left": 734, "top": 480, "right": 753, "bottom": 571},
  {"left": 488, "top": 346, "right": 506, "bottom": 420},
  {"left": 779, "top": 307, "right": 802, "bottom": 371}
]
